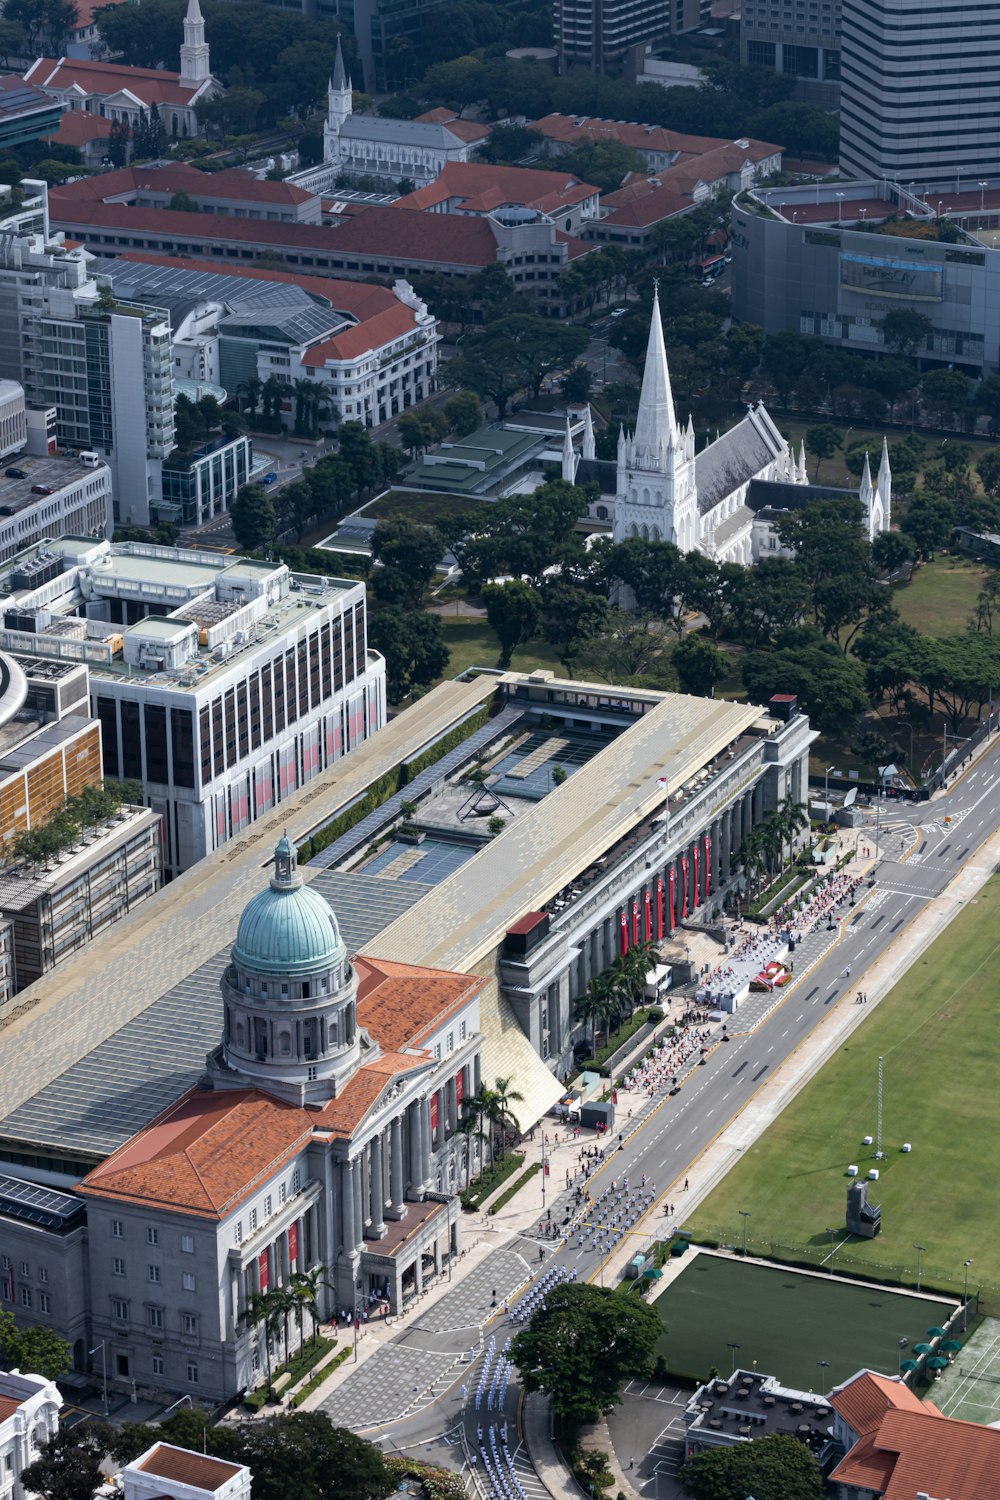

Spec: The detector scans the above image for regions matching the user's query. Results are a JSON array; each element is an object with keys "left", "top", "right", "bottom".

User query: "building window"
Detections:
[
  {"left": 19, "top": 1261, "right": 28, "bottom": 1277},
  {"left": 183, "top": 1314, "right": 198, "bottom": 1336},
  {"left": 113, "top": 1257, "right": 126, "bottom": 1276},
  {"left": 181, "top": 1234, "right": 194, "bottom": 1254},
  {"left": 307, "top": 1065, "right": 317, "bottom": 1080},
  {"left": 235, "top": 1221, "right": 243, "bottom": 1245},
  {"left": 1, "top": 1256, "right": 8, "bottom": 1271},
  {"left": 152, "top": 1353, "right": 164, "bottom": 1376},
  {"left": 292, "top": 1168, "right": 301, "bottom": 1192},
  {"left": 263, "top": 1194, "right": 272, "bottom": 1217},
  {"left": 37, "top": 1267, "right": 47, "bottom": 1283},
  {"left": 20, "top": 1287, "right": 31, "bottom": 1309},
  {"left": 249, "top": 1208, "right": 257, "bottom": 1232},
  {"left": 112, "top": 1220, "right": 124, "bottom": 1238},
  {"left": 148, "top": 1306, "right": 163, "bottom": 1329},
  {"left": 460, "top": 1019, "right": 467, "bottom": 1041},
  {"left": 112, "top": 1298, "right": 128, "bottom": 1320},
  {"left": 148, "top": 1265, "right": 161, "bottom": 1283},
  {"left": 278, "top": 1182, "right": 286, "bottom": 1205},
  {"left": 38, "top": 1292, "right": 51, "bottom": 1314},
  {"left": 146, "top": 1227, "right": 159, "bottom": 1246},
  {"left": 187, "top": 1361, "right": 199, "bottom": 1384},
  {"left": 182, "top": 1273, "right": 196, "bottom": 1292}
]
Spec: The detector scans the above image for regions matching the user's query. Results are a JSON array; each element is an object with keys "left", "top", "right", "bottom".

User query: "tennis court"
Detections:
[
  {"left": 933, "top": 1318, "right": 1000, "bottom": 1422},
  {"left": 656, "top": 1251, "right": 955, "bottom": 1391}
]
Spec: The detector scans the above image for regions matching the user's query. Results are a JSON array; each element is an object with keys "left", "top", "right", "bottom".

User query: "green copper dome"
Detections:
[{"left": 232, "top": 836, "right": 346, "bottom": 977}]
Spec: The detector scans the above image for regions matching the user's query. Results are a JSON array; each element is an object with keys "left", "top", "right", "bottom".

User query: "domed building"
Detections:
[{"left": 79, "top": 837, "right": 488, "bottom": 1403}]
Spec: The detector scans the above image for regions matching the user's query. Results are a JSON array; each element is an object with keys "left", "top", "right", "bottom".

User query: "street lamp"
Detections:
[
  {"left": 816, "top": 1359, "right": 830, "bottom": 1397},
  {"left": 964, "top": 1258, "right": 974, "bottom": 1331},
  {"left": 739, "top": 1209, "right": 751, "bottom": 1257},
  {"left": 980, "top": 180, "right": 989, "bottom": 211},
  {"left": 914, "top": 1243, "right": 926, "bottom": 1292},
  {"left": 895, "top": 719, "right": 914, "bottom": 771},
  {"left": 859, "top": 207, "right": 868, "bottom": 225},
  {"left": 727, "top": 1341, "right": 741, "bottom": 1376},
  {"left": 824, "top": 763, "right": 835, "bottom": 812},
  {"left": 836, "top": 192, "right": 844, "bottom": 223},
  {"left": 88, "top": 1341, "right": 109, "bottom": 1417}
]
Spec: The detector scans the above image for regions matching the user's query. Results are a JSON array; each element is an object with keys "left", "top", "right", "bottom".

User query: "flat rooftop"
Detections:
[{"left": 0, "top": 453, "right": 107, "bottom": 514}]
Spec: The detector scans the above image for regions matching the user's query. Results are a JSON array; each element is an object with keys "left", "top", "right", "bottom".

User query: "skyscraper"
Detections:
[
  {"left": 839, "top": 0, "right": 1000, "bottom": 185},
  {"left": 554, "top": 0, "right": 675, "bottom": 72}
]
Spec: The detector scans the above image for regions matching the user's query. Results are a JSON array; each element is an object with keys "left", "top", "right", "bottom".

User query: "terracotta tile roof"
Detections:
[
  {"left": 300, "top": 302, "right": 418, "bottom": 364},
  {"left": 48, "top": 199, "right": 500, "bottom": 268},
  {"left": 315, "top": 1050, "right": 430, "bottom": 1136},
  {"left": 78, "top": 1089, "right": 314, "bottom": 1219},
  {"left": 54, "top": 162, "right": 313, "bottom": 206},
  {"left": 45, "top": 110, "right": 116, "bottom": 146},
  {"left": 599, "top": 181, "right": 691, "bottom": 229},
  {"left": 830, "top": 1370, "right": 927, "bottom": 1437},
  {"left": 829, "top": 1429, "right": 897, "bottom": 1493},
  {"left": 0, "top": 1395, "right": 20, "bottom": 1421},
  {"left": 533, "top": 112, "right": 780, "bottom": 162},
  {"left": 354, "top": 955, "right": 485, "bottom": 1051},
  {"left": 136, "top": 1445, "right": 242, "bottom": 1490},
  {"left": 25, "top": 56, "right": 203, "bottom": 108},
  {"left": 829, "top": 1396, "right": 1000, "bottom": 1500},
  {"left": 395, "top": 161, "right": 598, "bottom": 217},
  {"left": 415, "top": 107, "right": 489, "bottom": 143},
  {"left": 71, "top": 0, "right": 130, "bottom": 30}
]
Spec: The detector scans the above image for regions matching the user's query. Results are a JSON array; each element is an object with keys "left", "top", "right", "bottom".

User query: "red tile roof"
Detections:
[
  {"left": 45, "top": 110, "right": 116, "bottom": 146},
  {"left": 315, "top": 1050, "right": 429, "bottom": 1136},
  {"left": 25, "top": 56, "right": 203, "bottom": 108},
  {"left": 136, "top": 1446, "right": 242, "bottom": 1490},
  {"left": 300, "top": 303, "right": 418, "bottom": 364},
  {"left": 533, "top": 112, "right": 779, "bottom": 163},
  {"left": 415, "top": 107, "right": 489, "bottom": 144},
  {"left": 78, "top": 1089, "right": 314, "bottom": 1218},
  {"left": 0, "top": 1395, "right": 20, "bottom": 1422},
  {"left": 53, "top": 161, "right": 313, "bottom": 206},
  {"left": 396, "top": 160, "right": 598, "bottom": 217},
  {"left": 112, "top": 252, "right": 401, "bottom": 319},
  {"left": 830, "top": 1370, "right": 927, "bottom": 1437},
  {"left": 354, "top": 955, "right": 485, "bottom": 1051}
]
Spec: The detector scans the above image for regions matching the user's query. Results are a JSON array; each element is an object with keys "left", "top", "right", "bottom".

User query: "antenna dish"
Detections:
[{"left": 844, "top": 787, "right": 858, "bottom": 808}]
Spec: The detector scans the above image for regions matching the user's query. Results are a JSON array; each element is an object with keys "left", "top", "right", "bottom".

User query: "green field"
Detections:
[
  {"left": 688, "top": 877, "right": 1000, "bottom": 1302},
  {"left": 437, "top": 617, "right": 566, "bottom": 679},
  {"left": 656, "top": 1253, "right": 953, "bottom": 1390},
  {"left": 893, "top": 555, "right": 989, "bottom": 636}
]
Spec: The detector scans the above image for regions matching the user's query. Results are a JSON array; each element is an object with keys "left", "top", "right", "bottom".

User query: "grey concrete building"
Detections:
[{"left": 740, "top": 0, "right": 841, "bottom": 104}]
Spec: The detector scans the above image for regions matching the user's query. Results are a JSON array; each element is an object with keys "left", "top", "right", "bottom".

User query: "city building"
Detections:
[
  {"left": 0, "top": 451, "right": 112, "bottom": 562},
  {"left": 553, "top": 0, "right": 673, "bottom": 72},
  {"left": 313, "top": 38, "right": 475, "bottom": 190},
  {"left": 64, "top": 0, "right": 132, "bottom": 60},
  {"left": 839, "top": 0, "right": 1000, "bottom": 186},
  {"left": 0, "top": 667, "right": 813, "bottom": 1404},
  {"left": 0, "top": 183, "right": 175, "bottom": 528},
  {"left": 50, "top": 164, "right": 322, "bottom": 225},
  {"left": 90, "top": 255, "right": 440, "bottom": 432},
  {"left": 40, "top": 108, "right": 119, "bottom": 168},
  {"left": 0, "top": 383, "right": 26, "bottom": 462},
  {"left": 160, "top": 435, "right": 253, "bottom": 530},
  {"left": 394, "top": 161, "right": 601, "bottom": 233},
  {"left": 0, "top": 1368, "right": 62, "bottom": 1500},
  {"left": 730, "top": 180, "right": 1000, "bottom": 376},
  {"left": 123, "top": 1446, "right": 250, "bottom": 1500},
  {"left": 0, "top": 536, "right": 386, "bottom": 878},
  {"left": 740, "top": 0, "right": 841, "bottom": 103},
  {"left": 565, "top": 289, "right": 804, "bottom": 562},
  {"left": 0, "top": 77, "right": 63, "bottom": 154},
  {"left": 684, "top": 1368, "right": 833, "bottom": 1461},
  {"left": 24, "top": 0, "right": 221, "bottom": 140},
  {"left": 313, "top": 0, "right": 451, "bottom": 93}
]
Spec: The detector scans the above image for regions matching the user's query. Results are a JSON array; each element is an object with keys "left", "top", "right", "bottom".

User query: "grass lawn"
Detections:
[
  {"left": 438, "top": 617, "right": 566, "bottom": 679},
  {"left": 655, "top": 1253, "right": 953, "bottom": 1389},
  {"left": 893, "top": 555, "right": 989, "bottom": 636},
  {"left": 362, "top": 489, "right": 479, "bottom": 526},
  {"left": 687, "top": 876, "right": 1000, "bottom": 1302}
]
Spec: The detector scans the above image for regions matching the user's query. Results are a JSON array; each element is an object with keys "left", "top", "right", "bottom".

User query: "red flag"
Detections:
[
  {"left": 643, "top": 888, "right": 652, "bottom": 942},
  {"left": 620, "top": 910, "right": 629, "bottom": 954},
  {"left": 656, "top": 877, "right": 664, "bottom": 939},
  {"left": 631, "top": 899, "right": 639, "bottom": 945},
  {"left": 704, "top": 834, "right": 711, "bottom": 898},
  {"left": 681, "top": 856, "right": 689, "bottom": 919},
  {"left": 692, "top": 846, "right": 700, "bottom": 911},
  {"left": 668, "top": 868, "right": 675, "bottom": 931}
]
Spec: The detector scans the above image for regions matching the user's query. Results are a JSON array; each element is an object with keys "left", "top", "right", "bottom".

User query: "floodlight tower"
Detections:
[{"left": 875, "top": 1055, "right": 886, "bottom": 1160}]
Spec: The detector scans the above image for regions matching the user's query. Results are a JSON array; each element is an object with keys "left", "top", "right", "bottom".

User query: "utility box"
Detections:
[{"left": 580, "top": 1098, "right": 614, "bottom": 1132}]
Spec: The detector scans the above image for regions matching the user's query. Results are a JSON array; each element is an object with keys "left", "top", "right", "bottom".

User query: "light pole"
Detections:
[
  {"left": 914, "top": 1243, "right": 926, "bottom": 1292},
  {"left": 824, "top": 763, "right": 835, "bottom": 812},
  {"left": 836, "top": 192, "right": 844, "bottom": 223},
  {"left": 895, "top": 719, "right": 914, "bottom": 772},
  {"left": 816, "top": 1359, "right": 830, "bottom": 1397},
  {"left": 964, "top": 1258, "right": 974, "bottom": 1331},
  {"left": 727, "top": 1341, "right": 740, "bottom": 1376},
  {"left": 739, "top": 1209, "right": 751, "bottom": 1257},
  {"left": 88, "top": 1341, "right": 109, "bottom": 1417},
  {"left": 980, "top": 180, "right": 989, "bottom": 211}
]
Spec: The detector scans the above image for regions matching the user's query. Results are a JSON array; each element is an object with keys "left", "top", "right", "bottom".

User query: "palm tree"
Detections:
[
  {"left": 774, "top": 792, "right": 809, "bottom": 868},
  {"left": 457, "top": 1112, "right": 479, "bottom": 1191},
  {"left": 575, "top": 974, "right": 614, "bottom": 1056},
  {"left": 290, "top": 1266, "right": 330, "bottom": 1346},
  {"left": 244, "top": 1288, "right": 281, "bottom": 1394},
  {"left": 492, "top": 1075, "right": 524, "bottom": 1159},
  {"left": 291, "top": 377, "right": 315, "bottom": 436},
  {"left": 238, "top": 375, "right": 263, "bottom": 418},
  {"left": 466, "top": 1086, "right": 498, "bottom": 1178},
  {"left": 739, "top": 829, "right": 768, "bottom": 898}
]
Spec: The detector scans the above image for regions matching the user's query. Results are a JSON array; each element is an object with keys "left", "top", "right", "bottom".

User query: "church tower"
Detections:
[
  {"left": 179, "top": 0, "right": 211, "bottom": 87},
  {"left": 613, "top": 288, "right": 698, "bottom": 551},
  {"left": 324, "top": 36, "right": 353, "bottom": 165}
]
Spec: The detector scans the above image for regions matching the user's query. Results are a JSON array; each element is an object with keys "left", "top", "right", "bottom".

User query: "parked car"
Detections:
[
  {"left": 262, "top": 472, "right": 278, "bottom": 485},
  {"left": 4, "top": 467, "right": 26, "bottom": 479},
  {"left": 30, "top": 484, "right": 53, "bottom": 495}
]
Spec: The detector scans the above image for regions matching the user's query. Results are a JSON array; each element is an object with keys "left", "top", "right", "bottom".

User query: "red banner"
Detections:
[
  {"left": 668, "top": 868, "right": 675, "bottom": 931},
  {"left": 455, "top": 1068, "right": 465, "bottom": 1107},
  {"left": 681, "top": 856, "right": 689, "bottom": 919},
  {"left": 430, "top": 1093, "right": 438, "bottom": 1133},
  {"left": 704, "top": 834, "right": 711, "bottom": 898},
  {"left": 631, "top": 899, "right": 639, "bottom": 946},
  {"left": 692, "top": 846, "right": 700, "bottom": 911},
  {"left": 656, "top": 877, "right": 663, "bottom": 940},
  {"left": 258, "top": 1249, "right": 269, "bottom": 1292},
  {"left": 620, "top": 910, "right": 629, "bottom": 954},
  {"left": 288, "top": 1221, "right": 298, "bottom": 1268},
  {"left": 643, "top": 889, "right": 652, "bottom": 943}
]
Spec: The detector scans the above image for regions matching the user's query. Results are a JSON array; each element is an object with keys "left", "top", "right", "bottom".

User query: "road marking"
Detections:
[{"left": 752, "top": 1065, "right": 768, "bottom": 1081}]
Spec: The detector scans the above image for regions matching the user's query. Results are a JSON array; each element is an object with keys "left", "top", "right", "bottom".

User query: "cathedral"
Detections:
[{"left": 565, "top": 290, "right": 891, "bottom": 558}]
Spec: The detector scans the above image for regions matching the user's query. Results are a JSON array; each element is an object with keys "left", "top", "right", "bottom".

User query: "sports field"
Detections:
[
  {"left": 656, "top": 1252, "right": 954, "bottom": 1390},
  {"left": 688, "top": 876, "right": 1000, "bottom": 1298},
  {"left": 934, "top": 1318, "right": 1000, "bottom": 1422}
]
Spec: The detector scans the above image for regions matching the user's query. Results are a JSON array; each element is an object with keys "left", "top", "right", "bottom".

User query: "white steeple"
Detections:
[
  {"left": 179, "top": 0, "right": 211, "bottom": 86},
  {"left": 876, "top": 435, "right": 892, "bottom": 529},
  {"left": 561, "top": 415, "right": 578, "bottom": 483},
  {"left": 631, "top": 286, "right": 679, "bottom": 471},
  {"left": 617, "top": 424, "right": 627, "bottom": 464},
  {"left": 324, "top": 36, "right": 353, "bottom": 164},
  {"left": 582, "top": 404, "right": 596, "bottom": 462},
  {"left": 797, "top": 439, "right": 808, "bottom": 484},
  {"left": 860, "top": 450, "right": 873, "bottom": 505},
  {"left": 685, "top": 413, "right": 695, "bottom": 461}
]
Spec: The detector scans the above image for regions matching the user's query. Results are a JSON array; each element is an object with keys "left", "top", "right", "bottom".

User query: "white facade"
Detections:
[
  {"left": 0, "top": 1369, "right": 62, "bottom": 1500},
  {"left": 0, "top": 458, "right": 111, "bottom": 563},
  {"left": 0, "top": 384, "right": 26, "bottom": 462}
]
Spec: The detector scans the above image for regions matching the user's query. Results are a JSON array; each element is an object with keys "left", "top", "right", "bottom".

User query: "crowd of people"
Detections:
[
  {"left": 507, "top": 1263, "right": 576, "bottom": 1327},
  {"left": 619, "top": 1019, "right": 713, "bottom": 1100},
  {"left": 566, "top": 1176, "right": 657, "bottom": 1254}
]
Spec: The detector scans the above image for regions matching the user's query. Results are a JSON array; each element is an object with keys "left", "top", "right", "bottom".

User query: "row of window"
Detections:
[
  {"left": 2, "top": 1255, "right": 48, "bottom": 1280},
  {"left": 3, "top": 1286, "right": 51, "bottom": 1312},
  {"left": 112, "top": 1257, "right": 197, "bottom": 1291},
  {"left": 110, "top": 1222, "right": 195, "bottom": 1250},
  {"left": 234, "top": 1167, "right": 301, "bottom": 1246},
  {"left": 431, "top": 1018, "right": 468, "bottom": 1061}
]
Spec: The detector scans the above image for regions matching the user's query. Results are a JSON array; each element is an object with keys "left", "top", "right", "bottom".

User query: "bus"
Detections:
[{"left": 698, "top": 254, "right": 726, "bottom": 280}]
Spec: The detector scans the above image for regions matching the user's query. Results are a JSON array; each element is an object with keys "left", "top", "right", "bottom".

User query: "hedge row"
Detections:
[{"left": 461, "top": 1151, "right": 526, "bottom": 1211}]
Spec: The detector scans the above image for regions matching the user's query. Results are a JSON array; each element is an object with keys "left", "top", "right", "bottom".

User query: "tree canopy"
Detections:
[{"left": 680, "top": 1432, "right": 825, "bottom": 1500}]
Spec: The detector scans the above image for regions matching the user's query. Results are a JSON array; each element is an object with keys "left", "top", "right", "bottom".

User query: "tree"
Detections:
[
  {"left": 680, "top": 1432, "right": 825, "bottom": 1500},
  {"left": 482, "top": 580, "right": 541, "bottom": 668},
  {"left": 230, "top": 483, "right": 276, "bottom": 553},
  {"left": 540, "top": 582, "right": 608, "bottom": 677},
  {"left": 370, "top": 518, "right": 443, "bottom": 608},
  {"left": 672, "top": 635, "right": 728, "bottom": 697},
  {"left": 977, "top": 447, "right": 1000, "bottom": 497},
  {"left": 561, "top": 363, "right": 593, "bottom": 403},
  {"left": 879, "top": 307, "right": 933, "bottom": 357},
  {"left": 872, "top": 529, "right": 916, "bottom": 577},
  {"left": 476, "top": 122, "right": 544, "bottom": 164},
  {"left": 741, "top": 629, "right": 868, "bottom": 735},
  {"left": 106, "top": 116, "right": 130, "bottom": 168},
  {"left": 574, "top": 973, "right": 617, "bottom": 1054},
  {"left": 448, "top": 315, "right": 589, "bottom": 412},
  {"left": 19, "top": 1423, "right": 116, "bottom": 1500},
  {"left": 901, "top": 491, "right": 954, "bottom": 560},
  {"left": 0, "top": 19, "right": 27, "bottom": 64},
  {"left": 0, "top": 1309, "right": 70, "bottom": 1379},
  {"left": 368, "top": 607, "right": 448, "bottom": 702},
  {"left": 491, "top": 1074, "right": 524, "bottom": 1157},
  {"left": 422, "top": 55, "right": 485, "bottom": 113},
  {"left": 804, "top": 424, "right": 841, "bottom": 480},
  {"left": 921, "top": 367, "right": 973, "bottom": 428},
  {"left": 557, "top": 138, "right": 646, "bottom": 193},
  {"left": 443, "top": 389, "right": 482, "bottom": 436},
  {"left": 511, "top": 1282, "right": 660, "bottom": 1434}
]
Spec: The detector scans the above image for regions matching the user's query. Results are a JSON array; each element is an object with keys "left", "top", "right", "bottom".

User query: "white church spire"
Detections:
[
  {"left": 877, "top": 435, "right": 892, "bottom": 528},
  {"left": 179, "top": 0, "right": 211, "bottom": 86},
  {"left": 324, "top": 36, "right": 353, "bottom": 165},
  {"left": 797, "top": 438, "right": 807, "bottom": 483},
  {"left": 582, "top": 404, "right": 595, "bottom": 461},
  {"left": 631, "top": 286, "right": 678, "bottom": 471},
  {"left": 561, "top": 415, "right": 578, "bottom": 482},
  {"left": 860, "top": 450, "right": 873, "bottom": 505}
]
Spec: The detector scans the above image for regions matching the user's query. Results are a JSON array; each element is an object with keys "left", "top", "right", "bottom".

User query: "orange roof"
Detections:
[
  {"left": 25, "top": 56, "right": 205, "bottom": 107},
  {"left": 355, "top": 955, "right": 485, "bottom": 1051},
  {"left": 415, "top": 107, "right": 489, "bottom": 144},
  {"left": 830, "top": 1370, "right": 927, "bottom": 1438},
  {"left": 533, "top": 112, "right": 779, "bottom": 162},
  {"left": 45, "top": 110, "right": 116, "bottom": 146},
  {"left": 0, "top": 1395, "right": 20, "bottom": 1422},
  {"left": 136, "top": 1446, "right": 242, "bottom": 1490},
  {"left": 112, "top": 252, "right": 400, "bottom": 319},
  {"left": 78, "top": 1089, "right": 314, "bottom": 1219},
  {"left": 54, "top": 162, "right": 313, "bottom": 207},
  {"left": 301, "top": 303, "right": 417, "bottom": 365},
  {"left": 71, "top": 0, "right": 130, "bottom": 29},
  {"left": 315, "top": 1050, "right": 430, "bottom": 1136},
  {"left": 395, "top": 161, "right": 598, "bottom": 217},
  {"left": 829, "top": 1392, "right": 1000, "bottom": 1500}
]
